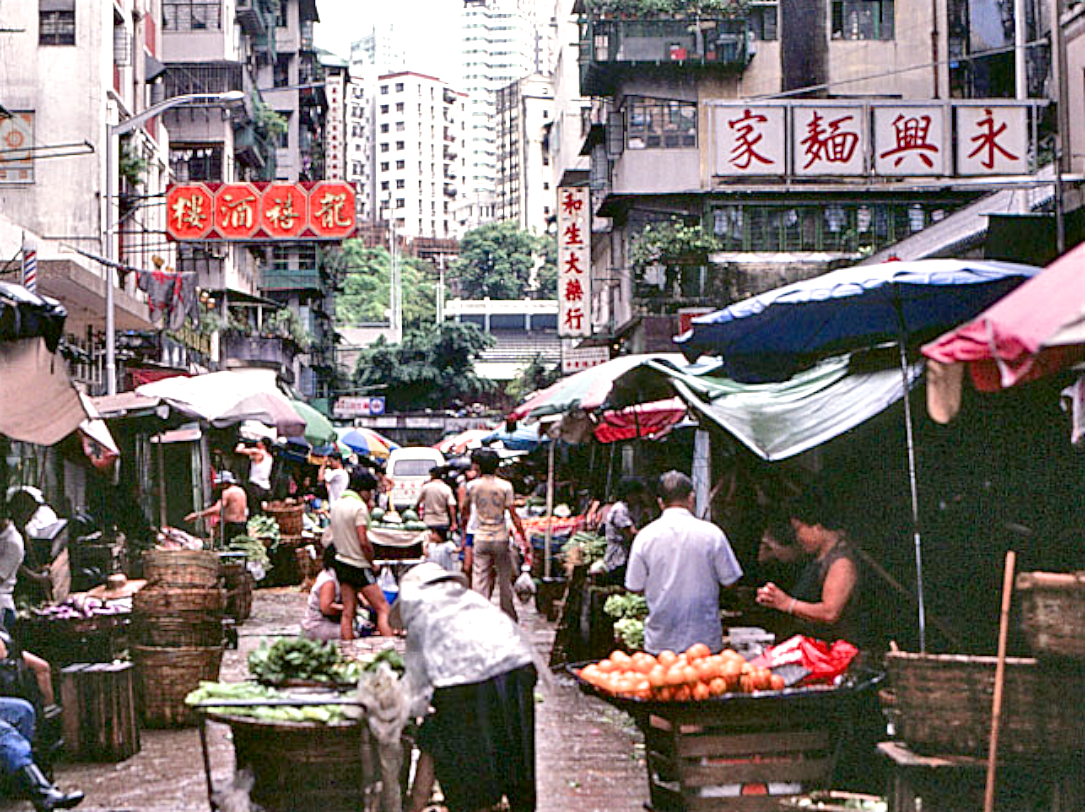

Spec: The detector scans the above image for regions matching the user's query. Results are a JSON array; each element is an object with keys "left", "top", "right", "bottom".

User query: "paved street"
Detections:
[{"left": 1, "top": 586, "right": 647, "bottom": 812}]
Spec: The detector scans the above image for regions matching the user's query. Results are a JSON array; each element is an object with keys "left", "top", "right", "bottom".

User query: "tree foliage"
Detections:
[
  {"left": 352, "top": 322, "right": 495, "bottom": 411},
  {"left": 452, "top": 221, "right": 554, "bottom": 300},
  {"left": 505, "top": 354, "right": 561, "bottom": 405},
  {"left": 329, "top": 241, "right": 436, "bottom": 329}
]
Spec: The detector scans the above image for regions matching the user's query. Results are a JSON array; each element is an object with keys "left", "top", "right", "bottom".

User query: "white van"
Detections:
[{"left": 386, "top": 447, "right": 446, "bottom": 511}]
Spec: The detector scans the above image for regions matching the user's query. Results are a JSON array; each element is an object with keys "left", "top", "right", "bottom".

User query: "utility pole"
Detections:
[
  {"left": 1050, "top": 0, "right": 1070, "bottom": 253},
  {"left": 437, "top": 254, "right": 445, "bottom": 323}
]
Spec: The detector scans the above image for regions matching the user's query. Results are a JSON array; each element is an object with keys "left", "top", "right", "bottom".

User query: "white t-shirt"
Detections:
[
  {"left": 0, "top": 521, "right": 25, "bottom": 613},
  {"left": 325, "top": 467, "right": 348, "bottom": 504},
  {"left": 249, "top": 452, "right": 273, "bottom": 491},
  {"left": 626, "top": 507, "right": 743, "bottom": 656}
]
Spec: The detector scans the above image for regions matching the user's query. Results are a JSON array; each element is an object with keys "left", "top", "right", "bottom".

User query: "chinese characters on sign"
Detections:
[
  {"left": 710, "top": 102, "right": 1032, "bottom": 179},
  {"left": 557, "top": 187, "right": 591, "bottom": 339},
  {"left": 714, "top": 107, "right": 785, "bottom": 176},
  {"left": 0, "top": 113, "right": 34, "bottom": 184},
  {"left": 956, "top": 105, "right": 1028, "bottom": 175},
  {"left": 165, "top": 181, "right": 357, "bottom": 241}
]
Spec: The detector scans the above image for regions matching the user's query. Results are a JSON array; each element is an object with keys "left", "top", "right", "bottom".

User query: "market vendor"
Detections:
[
  {"left": 416, "top": 466, "right": 457, "bottom": 535},
  {"left": 601, "top": 477, "right": 652, "bottom": 586},
  {"left": 626, "top": 472, "right": 743, "bottom": 655},
  {"left": 395, "top": 562, "right": 538, "bottom": 812},
  {"left": 184, "top": 471, "right": 248, "bottom": 542},
  {"left": 755, "top": 489, "right": 864, "bottom": 648},
  {"left": 234, "top": 437, "right": 274, "bottom": 512},
  {"left": 300, "top": 544, "right": 346, "bottom": 641},
  {"left": 329, "top": 468, "right": 393, "bottom": 639}
]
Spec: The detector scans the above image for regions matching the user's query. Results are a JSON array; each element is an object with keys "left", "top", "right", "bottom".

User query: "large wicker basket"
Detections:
[
  {"left": 1016, "top": 571, "right": 1085, "bottom": 659},
  {"left": 133, "top": 644, "right": 223, "bottom": 728},
  {"left": 265, "top": 501, "right": 304, "bottom": 536},
  {"left": 886, "top": 651, "right": 1085, "bottom": 756},
  {"left": 142, "top": 549, "right": 221, "bottom": 589},
  {"left": 222, "top": 560, "right": 254, "bottom": 621},
  {"left": 135, "top": 616, "right": 224, "bottom": 648},
  {"left": 133, "top": 586, "right": 227, "bottom": 615}
]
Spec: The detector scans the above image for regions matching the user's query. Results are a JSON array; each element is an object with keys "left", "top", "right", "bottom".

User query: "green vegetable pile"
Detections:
[
  {"left": 605, "top": 591, "right": 648, "bottom": 650},
  {"left": 185, "top": 681, "right": 347, "bottom": 723},
  {"left": 247, "top": 637, "right": 362, "bottom": 685},
  {"left": 361, "top": 647, "right": 405, "bottom": 677},
  {"left": 561, "top": 531, "right": 607, "bottom": 566},
  {"left": 227, "top": 535, "right": 272, "bottom": 576},
  {"left": 247, "top": 515, "right": 281, "bottom": 547},
  {"left": 603, "top": 593, "right": 648, "bottom": 622},
  {"left": 370, "top": 508, "right": 427, "bottom": 533}
]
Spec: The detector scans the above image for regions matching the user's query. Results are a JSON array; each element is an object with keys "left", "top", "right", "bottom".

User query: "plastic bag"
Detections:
[
  {"left": 749, "top": 634, "right": 858, "bottom": 685},
  {"left": 514, "top": 568, "right": 536, "bottom": 603},
  {"left": 378, "top": 567, "right": 399, "bottom": 604}
]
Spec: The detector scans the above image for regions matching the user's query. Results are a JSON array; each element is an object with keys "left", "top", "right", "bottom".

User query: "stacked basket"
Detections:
[
  {"left": 132, "top": 550, "right": 225, "bottom": 727},
  {"left": 886, "top": 569, "right": 1085, "bottom": 757},
  {"left": 222, "top": 558, "right": 254, "bottom": 622}
]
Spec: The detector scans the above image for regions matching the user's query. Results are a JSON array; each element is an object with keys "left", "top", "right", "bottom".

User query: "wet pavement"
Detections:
[{"left": 1, "top": 586, "right": 647, "bottom": 812}]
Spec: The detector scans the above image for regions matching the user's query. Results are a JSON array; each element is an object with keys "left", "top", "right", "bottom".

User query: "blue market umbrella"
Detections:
[
  {"left": 339, "top": 427, "right": 399, "bottom": 460},
  {"left": 677, "top": 258, "right": 1040, "bottom": 650},
  {"left": 483, "top": 421, "right": 550, "bottom": 452}
]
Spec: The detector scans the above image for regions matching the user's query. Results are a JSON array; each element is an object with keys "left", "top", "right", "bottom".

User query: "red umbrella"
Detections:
[
  {"left": 593, "top": 398, "right": 687, "bottom": 444},
  {"left": 922, "top": 243, "right": 1085, "bottom": 390}
]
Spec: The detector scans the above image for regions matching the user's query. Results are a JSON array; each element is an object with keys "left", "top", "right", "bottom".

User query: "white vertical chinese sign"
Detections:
[{"left": 557, "top": 187, "right": 591, "bottom": 338}]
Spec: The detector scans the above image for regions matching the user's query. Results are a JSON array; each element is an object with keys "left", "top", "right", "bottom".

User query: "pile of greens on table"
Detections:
[{"left": 604, "top": 592, "right": 648, "bottom": 650}]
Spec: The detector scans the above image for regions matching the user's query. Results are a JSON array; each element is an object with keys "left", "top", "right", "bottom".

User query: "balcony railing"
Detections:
[
  {"left": 579, "top": 15, "right": 750, "bottom": 96},
  {"left": 221, "top": 333, "right": 298, "bottom": 370},
  {"left": 164, "top": 63, "right": 246, "bottom": 98},
  {"left": 236, "top": 0, "right": 268, "bottom": 37}
]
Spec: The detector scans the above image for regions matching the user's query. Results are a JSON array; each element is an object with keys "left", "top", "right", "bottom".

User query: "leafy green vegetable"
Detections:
[
  {"left": 603, "top": 593, "right": 648, "bottom": 621},
  {"left": 247, "top": 637, "right": 358, "bottom": 685},
  {"left": 362, "top": 648, "right": 405, "bottom": 677},
  {"left": 247, "top": 515, "right": 281, "bottom": 547},
  {"left": 561, "top": 531, "right": 607, "bottom": 566},
  {"left": 227, "top": 536, "right": 272, "bottom": 575},
  {"left": 185, "top": 680, "right": 347, "bottom": 723},
  {"left": 614, "top": 618, "right": 645, "bottom": 650}
]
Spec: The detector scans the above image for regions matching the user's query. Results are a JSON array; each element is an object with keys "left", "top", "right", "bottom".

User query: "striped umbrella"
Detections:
[{"left": 339, "top": 427, "right": 399, "bottom": 460}]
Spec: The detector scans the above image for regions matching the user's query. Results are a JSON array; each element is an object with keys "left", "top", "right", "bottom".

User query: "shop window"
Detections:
[
  {"left": 170, "top": 143, "right": 223, "bottom": 182},
  {"left": 40, "top": 0, "right": 75, "bottom": 45},
  {"left": 626, "top": 98, "right": 697, "bottom": 150},
  {"left": 748, "top": 2, "right": 778, "bottom": 40},
  {"left": 832, "top": 0, "right": 894, "bottom": 40}
]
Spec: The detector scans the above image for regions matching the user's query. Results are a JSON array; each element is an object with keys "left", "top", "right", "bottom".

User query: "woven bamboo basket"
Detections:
[
  {"left": 133, "top": 586, "right": 227, "bottom": 615},
  {"left": 135, "top": 616, "right": 224, "bottom": 648},
  {"left": 134, "top": 644, "right": 223, "bottom": 728},
  {"left": 886, "top": 651, "right": 1085, "bottom": 756},
  {"left": 294, "top": 544, "right": 321, "bottom": 584},
  {"left": 1016, "top": 571, "right": 1085, "bottom": 659},
  {"left": 142, "top": 549, "right": 221, "bottom": 589},
  {"left": 265, "top": 501, "right": 304, "bottom": 536}
]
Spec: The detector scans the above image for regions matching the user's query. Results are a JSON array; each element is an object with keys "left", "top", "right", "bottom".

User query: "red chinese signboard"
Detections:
[
  {"left": 308, "top": 181, "right": 356, "bottom": 240},
  {"left": 165, "top": 182, "right": 357, "bottom": 241},
  {"left": 166, "top": 184, "right": 214, "bottom": 240}
]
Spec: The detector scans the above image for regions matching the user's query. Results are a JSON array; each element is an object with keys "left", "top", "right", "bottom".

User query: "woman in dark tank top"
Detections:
[{"left": 755, "top": 489, "right": 866, "bottom": 649}]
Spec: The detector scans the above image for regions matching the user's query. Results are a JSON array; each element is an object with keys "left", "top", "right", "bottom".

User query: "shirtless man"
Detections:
[{"left": 185, "top": 471, "right": 249, "bottom": 542}]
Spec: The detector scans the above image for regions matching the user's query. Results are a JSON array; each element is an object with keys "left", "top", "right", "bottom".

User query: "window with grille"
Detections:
[
  {"left": 274, "top": 55, "right": 291, "bottom": 88},
  {"left": 170, "top": 143, "right": 224, "bottom": 182},
  {"left": 40, "top": 0, "right": 75, "bottom": 45},
  {"left": 163, "top": 0, "right": 221, "bottom": 31},
  {"left": 626, "top": 98, "right": 697, "bottom": 150},
  {"left": 748, "top": 2, "right": 778, "bottom": 40}
]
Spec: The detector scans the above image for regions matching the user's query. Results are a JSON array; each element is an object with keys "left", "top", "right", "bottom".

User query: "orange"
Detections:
[
  {"left": 770, "top": 674, "right": 786, "bottom": 691},
  {"left": 708, "top": 677, "right": 728, "bottom": 696},
  {"left": 610, "top": 650, "right": 632, "bottom": 667},
  {"left": 692, "top": 681, "right": 711, "bottom": 701},
  {"left": 686, "top": 643, "right": 711, "bottom": 661},
  {"left": 695, "top": 659, "right": 717, "bottom": 683},
  {"left": 664, "top": 666, "right": 687, "bottom": 687},
  {"left": 647, "top": 665, "right": 668, "bottom": 689},
  {"left": 657, "top": 650, "right": 678, "bottom": 667},
  {"left": 655, "top": 686, "right": 674, "bottom": 702},
  {"left": 681, "top": 665, "right": 700, "bottom": 685},
  {"left": 673, "top": 685, "right": 691, "bottom": 702},
  {"left": 630, "top": 652, "right": 657, "bottom": 674},
  {"left": 596, "top": 658, "right": 616, "bottom": 673}
]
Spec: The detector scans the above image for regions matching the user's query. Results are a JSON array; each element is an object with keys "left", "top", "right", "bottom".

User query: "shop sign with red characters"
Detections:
[
  {"left": 557, "top": 187, "right": 591, "bottom": 339},
  {"left": 165, "top": 181, "right": 356, "bottom": 241}
]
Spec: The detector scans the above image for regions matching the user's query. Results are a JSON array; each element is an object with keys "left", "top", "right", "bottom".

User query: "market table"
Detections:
[{"left": 572, "top": 665, "right": 883, "bottom": 811}]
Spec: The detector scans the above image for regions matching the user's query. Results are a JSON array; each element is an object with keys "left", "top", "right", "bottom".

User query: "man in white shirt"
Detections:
[
  {"left": 319, "top": 451, "right": 349, "bottom": 504},
  {"left": 626, "top": 471, "right": 743, "bottom": 655}
]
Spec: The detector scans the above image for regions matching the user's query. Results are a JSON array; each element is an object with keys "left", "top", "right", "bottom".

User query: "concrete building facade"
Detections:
[
  {"left": 374, "top": 71, "right": 467, "bottom": 239},
  {"left": 495, "top": 73, "right": 555, "bottom": 234}
]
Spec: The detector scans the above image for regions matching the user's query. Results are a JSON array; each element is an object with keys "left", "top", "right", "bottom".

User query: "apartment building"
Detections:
[
  {"left": 0, "top": 0, "right": 161, "bottom": 392},
  {"left": 374, "top": 72, "right": 468, "bottom": 239},
  {"left": 495, "top": 73, "right": 555, "bottom": 234},
  {"left": 459, "top": 0, "right": 549, "bottom": 200},
  {"left": 569, "top": 0, "right": 1061, "bottom": 353}
]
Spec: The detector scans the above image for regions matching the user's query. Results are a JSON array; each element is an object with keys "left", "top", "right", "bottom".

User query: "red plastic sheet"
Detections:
[{"left": 749, "top": 635, "right": 858, "bottom": 685}]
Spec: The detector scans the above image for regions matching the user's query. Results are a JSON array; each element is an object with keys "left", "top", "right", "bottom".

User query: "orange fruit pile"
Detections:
[{"left": 577, "top": 643, "right": 785, "bottom": 701}]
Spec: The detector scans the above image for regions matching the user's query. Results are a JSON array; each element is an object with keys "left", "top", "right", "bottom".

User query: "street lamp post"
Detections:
[{"left": 104, "top": 90, "right": 245, "bottom": 395}]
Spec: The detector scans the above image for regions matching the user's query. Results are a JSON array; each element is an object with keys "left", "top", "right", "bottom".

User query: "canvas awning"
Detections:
[
  {"left": 0, "top": 337, "right": 89, "bottom": 445},
  {"left": 609, "top": 355, "right": 923, "bottom": 461}
]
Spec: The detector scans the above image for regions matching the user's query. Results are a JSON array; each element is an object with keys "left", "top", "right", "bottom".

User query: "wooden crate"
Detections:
[
  {"left": 60, "top": 662, "right": 140, "bottom": 762},
  {"left": 639, "top": 696, "right": 840, "bottom": 812}
]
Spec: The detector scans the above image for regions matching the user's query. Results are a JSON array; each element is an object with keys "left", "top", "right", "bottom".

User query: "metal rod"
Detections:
[
  {"left": 897, "top": 337, "right": 926, "bottom": 652},
  {"left": 198, "top": 715, "right": 215, "bottom": 812},
  {"left": 544, "top": 439, "right": 556, "bottom": 580}
]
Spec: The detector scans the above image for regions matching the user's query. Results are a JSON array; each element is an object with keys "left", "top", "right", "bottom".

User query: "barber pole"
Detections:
[{"left": 21, "top": 234, "right": 37, "bottom": 294}]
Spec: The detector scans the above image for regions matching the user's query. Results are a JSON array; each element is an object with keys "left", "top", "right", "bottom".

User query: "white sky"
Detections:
[{"left": 314, "top": 1, "right": 461, "bottom": 81}]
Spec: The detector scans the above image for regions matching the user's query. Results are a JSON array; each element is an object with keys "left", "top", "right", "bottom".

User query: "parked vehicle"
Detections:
[{"left": 385, "top": 447, "right": 445, "bottom": 511}]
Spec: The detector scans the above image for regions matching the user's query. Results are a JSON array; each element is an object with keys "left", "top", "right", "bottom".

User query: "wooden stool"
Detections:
[
  {"left": 60, "top": 662, "right": 140, "bottom": 762},
  {"left": 878, "top": 741, "right": 1085, "bottom": 812}
]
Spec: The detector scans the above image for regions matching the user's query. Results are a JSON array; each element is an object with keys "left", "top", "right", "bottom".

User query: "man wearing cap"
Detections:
[
  {"left": 394, "top": 562, "right": 537, "bottom": 812},
  {"left": 184, "top": 472, "right": 248, "bottom": 542},
  {"left": 329, "top": 468, "right": 393, "bottom": 639}
]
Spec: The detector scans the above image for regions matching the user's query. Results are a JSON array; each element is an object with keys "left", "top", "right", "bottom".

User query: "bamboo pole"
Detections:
[{"left": 984, "top": 550, "right": 1016, "bottom": 812}]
